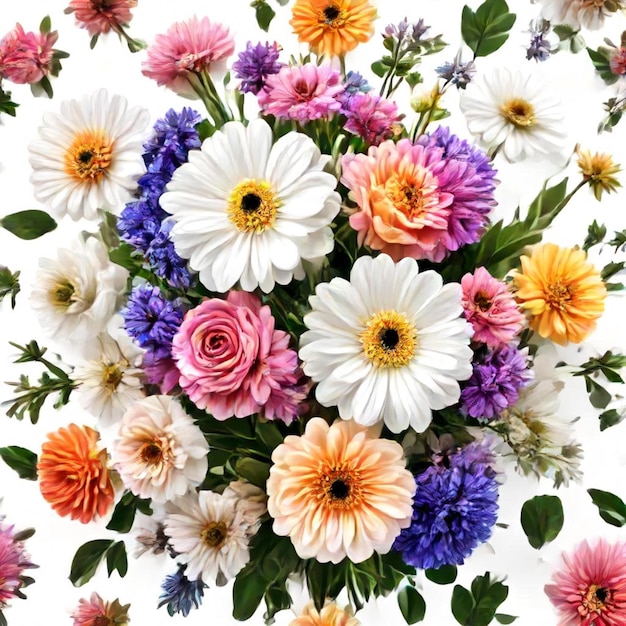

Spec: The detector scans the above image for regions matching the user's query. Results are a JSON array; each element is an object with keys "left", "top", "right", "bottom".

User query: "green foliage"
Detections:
[
  {"left": 0, "top": 445, "right": 38, "bottom": 480},
  {"left": 599, "top": 408, "right": 626, "bottom": 431},
  {"left": 0, "top": 210, "right": 57, "bottom": 240},
  {"left": 253, "top": 1, "right": 276, "bottom": 31},
  {"left": 425, "top": 564, "right": 458, "bottom": 585},
  {"left": 520, "top": 495, "right": 564, "bottom": 549},
  {"left": 587, "top": 46, "right": 618, "bottom": 85},
  {"left": 106, "top": 491, "right": 153, "bottom": 533},
  {"left": 461, "top": 0, "right": 516, "bottom": 59},
  {"left": 553, "top": 24, "right": 585, "bottom": 53},
  {"left": 0, "top": 266, "right": 20, "bottom": 308},
  {"left": 0, "top": 85, "right": 18, "bottom": 116},
  {"left": 588, "top": 488, "right": 626, "bottom": 527},
  {"left": 70, "top": 539, "right": 128, "bottom": 586},
  {"left": 451, "top": 573, "right": 513, "bottom": 625},
  {"left": 583, "top": 219, "right": 607, "bottom": 251},
  {"left": 398, "top": 585, "right": 427, "bottom": 623}
]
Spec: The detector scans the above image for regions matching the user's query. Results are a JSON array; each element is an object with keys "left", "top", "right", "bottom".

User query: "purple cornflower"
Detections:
[
  {"left": 393, "top": 445, "right": 499, "bottom": 570},
  {"left": 232, "top": 41, "right": 283, "bottom": 95},
  {"left": 343, "top": 92, "right": 402, "bottom": 145},
  {"left": 147, "top": 222, "right": 192, "bottom": 290},
  {"left": 461, "top": 344, "right": 533, "bottom": 421},
  {"left": 158, "top": 565, "right": 206, "bottom": 617},
  {"left": 436, "top": 52, "right": 476, "bottom": 89}
]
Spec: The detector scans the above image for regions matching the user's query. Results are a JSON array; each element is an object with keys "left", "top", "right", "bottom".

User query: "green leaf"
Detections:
[
  {"left": 451, "top": 584, "right": 474, "bottom": 624},
  {"left": 461, "top": 0, "right": 517, "bottom": 58},
  {"left": 397, "top": 586, "right": 426, "bottom": 624},
  {"left": 0, "top": 446, "right": 38, "bottom": 480},
  {"left": 235, "top": 457, "right": 270, "bottom": 488},
  {"left": 425, "top": 564, "right": 457, "bottom": 585},
  {"left": 105, "top": 541, "right": 128, "bottom": 577},
  {"left": 520, "top": 495, "right": 564, "bottom": 549},
  {"left": 599, "top": 408, "right": 626, "bottom": 431},
  {"left": 588, "top": 488, "right": 626, "bottom": 527},
  {"left": 495, "top": 614, "right": 517, "bottom": 624},
  {"left": 371, "top": 60, "right": 387, "bottom": 78},
  {"left": 1, "top": 210, "right": 57, "bottom": 240},
  {"left": 39, "top": 15, "right": 52, "bottom": 34},
  {"left": 106, "top": 491, "right": 152, "bottom": 533},
  {"left": 232, "top": 563, "right": 269, "bottom": 620},
  {"left": 255, "top": 1, "right": 276, "bottom": 32},
  {"left": 585, "top": 377, "right": 612, "bottom": 409},
  {"left": 69, "top": 539, "right": 114, "bottom": 586},
  {"left": 0, "top": 266, "right": 21, "bottom": 308},
  {"left": 587, "top": 46, "right": 619, "bottom": 85}
]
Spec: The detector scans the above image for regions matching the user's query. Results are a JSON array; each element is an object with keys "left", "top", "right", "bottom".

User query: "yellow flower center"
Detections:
[
  {"left": 101, "top": 363, "right": 124, "bottom": 392},
  {"left": 321, "top": 4, "right": 345, "bottom": 28},
  {"left": 385, "top": 173, "right": 439, "bottom": 221},
  {"left": 474, "top": 291, "right": 492, "bottom": 312},
  {"left": 201, "top": 521, "right": 228, "bottom": 548},
  {"left": 360, "top": 310, "right": 417, "bottom": 368},
  {"left": 52, "top": 280, "right": 76, "bottom": 307},
  {"left": 139, "top": 441, "right": 164, "bottom": 465},
  {"left": 228, "top": 179, "right": 279, "bottom": 233},
  {"left": 545, "top": 281, "right": 572, "bottom": 310},
  {"left": 581, "top": 584, "right": 610, "bottom": 616},
  {"left": 501, "top": 98, "right": 536, "bottom": 128},
  {"left": 316, "top": 464, "right": 363, "bottom": 509},
  {"left": 64, "top": 130, "right": 113, "bottom": 181}
]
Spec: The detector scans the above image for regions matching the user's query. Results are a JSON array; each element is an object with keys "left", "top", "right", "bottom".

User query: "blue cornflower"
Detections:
[
  {"left": 436, "top": 52, "right": 476, "bottom": 89},
  {"left": 393, "top": 450, "right": 499, "bottom": 570},
  {"left": 147, "top": 223, "right": 193, "bottom": 289},
  {"left": 158, "top": 565, "right": 206, "bottom": 617},
  {"left": 232, "top": 41, "right": 283, "bottom": 95}
]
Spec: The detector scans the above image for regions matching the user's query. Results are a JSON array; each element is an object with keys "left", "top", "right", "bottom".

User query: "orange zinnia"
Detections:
[
  {"left": 512, "top": 242, "right": 606, "bottom": 345},
  {"left": 290, "top": 601, "right": 360, "bottom": 626},
  {"left": 290, "top": 0, "right": 377, "bottom": 57},
  {"left": 37, "top": 423, "right": 114, "bottom": 524}
]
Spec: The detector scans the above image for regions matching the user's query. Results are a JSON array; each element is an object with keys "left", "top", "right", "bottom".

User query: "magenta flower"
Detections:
[
  {"left": 545, "top": 538, "right": 626, "bottom": 626},
  {"left": 0, "top": 521, "right": 37, "bottom": 610},
  {"left": 0, "top": 23, "right": 57, "bottom": 85},
  {"left": 172, "top": 291, "right": 307, "bottom": 422},
  {"left": 257, "top": 62, "right": 344, "bottom": 122},
  {"left": 343, "top": 92, "right": 402, "bottom": 145},
  {"left": 461, "top": 267, "right": 525, "bottom": 347}
]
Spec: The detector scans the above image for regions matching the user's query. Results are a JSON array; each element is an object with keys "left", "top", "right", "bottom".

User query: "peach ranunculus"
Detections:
[
  {"left": 37, "top": 423, "right": 114, "bottom": 524},
  {"left": 290, "top": 601, "right": 360, "bottom": 626}
]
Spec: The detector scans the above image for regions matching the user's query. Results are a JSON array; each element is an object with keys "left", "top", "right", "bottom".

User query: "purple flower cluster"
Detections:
[
  {"left": 436, "top": 53, "right": 476, "bottom": 89},
  {"left": 393, "top": 442, "right": 499, "bottom": 570},
  {"left": 526, "top": 19, "right": 553, "bottom": 62},
  {"left": 461, "top": 344, "right": 533, "bottom": 421},
  {"left": 232, "top": 41, "right": 283, "bottom": 95},
  {"left": 118, "top": 108, "right": 202, "bottom": 289}
]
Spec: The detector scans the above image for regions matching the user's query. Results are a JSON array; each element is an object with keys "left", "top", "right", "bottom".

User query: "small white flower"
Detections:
[
  {"left": 460, "top": 67, "right": 567, "bottom": 162},
  {"left": 536, "top": 0, "right": 624, "bottom": 30},
  {"left": 299, "top": 254, "right": 473, "bottom": 433},
  {"left": 160, "top": 118, "right": 341, "bottom": 293},
  {"left": 30, "top": 236, "right": 128, "bottom": 343},
  {"left": 28, "top": 89, "right": 149, "bottom": 220},
  {"left": 111, "top": 395, "right": 209, "bottom": 503}
]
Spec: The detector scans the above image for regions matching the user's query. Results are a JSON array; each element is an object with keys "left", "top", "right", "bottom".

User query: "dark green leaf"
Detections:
[
  {"left": 451, "top": 584, "right": 474, "bottom": 624},
  {"left": 600, "top": 408, "right": 626, "bottom": 431},
  {"left": 0, "top": 446, "right": 38, "bottom": 480},
  {"left": 495, "top": 615, "right": 517, "bottom": 624},
  {"left": 105, "top": 541, "right": 128, "bottom": 577},
  {"left": 235, "top": 457, "right": 270, "bottom": 488},
  {"left": 255, "top": 2, "right": 276, "bottom": 32},
  {"left": 39, "top": 15, "right": 52, "bottom": 34},
  {"left": 69, "top": 539, "right": 114, "bottom": 586},
  {"left": 461, "top": 0, "right": 517, "bottom": 58},
  {"left": 425, "top": 564, "right": 457, "bottom": 585},
  {"left": 232, "top": 563, "right": 268, "bottom": 620},
  {"left": 520, "top": 495, "right": 564, "bottom": 549},
  {"left": 587, "top": 47, "right": 619, "bottom": 85},
  {"left": 371, "top": 60, "right": 387, "bottom": 78},
  {"left": 106, "top": 491, "right": 152, "bottom": 533},
  {"left": 585, "top": 377, "right": 612, "bottom": 409},
  {"left": 398, "top": 586, "right": 426, "bottom": 624},
  {"left": 1, "top": 210, "right": 57, "bottom": 240},
  {"left": 588, "top": 488, "right": 626, "bottom": 527}
]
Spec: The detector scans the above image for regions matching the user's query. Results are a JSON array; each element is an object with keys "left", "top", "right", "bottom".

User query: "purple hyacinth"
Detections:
[
  {"left": 461, "top": 344, "right": 533, "bottom": 421},
  {"left": 147, "top": 222, "right": 192, "bottom": 290},
  {"left": 232, "top": 41, "right": 283, "bottom": 95},
  {"left": 393, "top": 445, "right": 499, "bottom": 570}
]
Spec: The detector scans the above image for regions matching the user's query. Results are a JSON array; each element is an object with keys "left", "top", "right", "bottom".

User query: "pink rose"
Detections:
[{"left": 0, "top": 24, "right": 57, "bottom": 85}]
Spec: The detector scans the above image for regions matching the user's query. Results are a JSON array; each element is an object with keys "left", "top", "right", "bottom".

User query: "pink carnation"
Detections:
[
  {"left": 172, "top": 291, "right": 306, "bottom": 422},
  {"left": 0, "top": 521, "right": 36, "bottom": 609},
  {"left": 257, "top": 62, "right": 344, "bottom": 122},
  {"left": 461, "top": 267, "right": 525, "bottom": 347},
  {"left": 0, "top": 24, "right": 57, "bottom": 85},
  {"left": 65, "top": 0, "right": 137, "bottom": 37},
  {"left": 142, "top": 16, "right": 235, "bottom": 95},
  {"left": 343, "top": 92, "right": 402, "bottom": 145}
]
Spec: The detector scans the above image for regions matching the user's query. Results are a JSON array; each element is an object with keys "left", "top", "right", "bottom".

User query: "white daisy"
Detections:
[
  {"left": 299, "top": 254, "right": 473, "bottom": 434},
  {"left": 111, "top": 395, "right": 209, "bottom": 503},
  {"left": 537, "top": 0, "right": 624, "bottom": 30},
  {"left": 28, "top": 89, "right": 149, "bottom": 220},
  {"left": 159, "top": 118, "right": 341, "bottom": 293},
  {"left": 460, "top": 67, "right": 567, "bottom": 162},
  {"left": 29, "top": 236, "right": 128, "bottom": 343}
]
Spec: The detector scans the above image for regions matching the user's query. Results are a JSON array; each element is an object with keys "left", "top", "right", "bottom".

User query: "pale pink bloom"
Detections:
[
  {"left": 71, "top": 592, "right": 130, "bottom": 626},
  {"left": 257, "top": 62, "right": 344, "bottom": 121},
  {"left": 545, "top": 538, "right": 626, "bottom": 625},
  {"left": 0, "top": 522, "right": 36, "bottom": 609},
  {"left": 65, "top": 0, "right": 137, "bottom": 37},
  {"left": 343, "top": 92, "right": 402, "bottom": 145},
  {"left": 172, "top": 291, "right": 305, "bottom": 421},
  {"left": 142, "top": 16, "right": 235, "bottom": 95},
  {"left": 0, "top": 24, "right": 57, "bottom": 85},
  {"left": 461, "top": 267, "right": 525, "bottom": 347}
]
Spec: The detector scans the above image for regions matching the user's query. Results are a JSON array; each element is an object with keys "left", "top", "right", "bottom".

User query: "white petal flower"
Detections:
[
  {"left": 159, "top": 118, "right": 341, "bottom": 294},
  {"left": 299, "top": 254, "right": 473, "bottom": 433},
  {"left": 536, "top": 0, "right": 623, "bottom": 30},
  {"left": 29, "top": 236, "right": 128, "bottom": 343},
  {"left": 111, "top": 395, "right": 209, "bottom": 503},
  {"left": 28, "top": 89, "right": 149, "bottom": 220},
  {"left": 460, "top": 67, "right": 567, "bottom": 162}
]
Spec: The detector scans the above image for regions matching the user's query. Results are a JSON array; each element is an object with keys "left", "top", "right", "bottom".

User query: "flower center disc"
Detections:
[
  {"left": 582, "top": 584, "right": 611, "bottom": 616},
  {"left": 228, "top": 179, "right": 279, "bottom": 233},
  {"left": 546, "top": 281, "right": 572, "bottom": 310},
  {"left": 64, "top": 129, "right": 113, "bottom": 181},
  {"left": 322, "top": 4, "right": 344, "bottom": 27},
  {"left": 385, "top": 172, "right": 441, "bottom": 221},
  {"left": 139, "top": 441, "right": 164, "bottom": 465},
  {"left": 52, "top": 280, "right": 76, "bottom": 307},
  {"left": 501, "top": 98, "right": 536, "bottom": 128},
  {"left": 360, "top": 310, "right": 417, "bottom": 368},
  {"left": 201, "top": 521, "right": 228, "bottom": 548},
  {"left": 317, "top": 465, "right": 362, "bottom": 509}
]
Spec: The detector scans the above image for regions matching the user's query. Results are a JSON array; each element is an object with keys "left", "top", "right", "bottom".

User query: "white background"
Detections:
[{"left": 1, "top": 1, "right": 626, "bottom": 625}]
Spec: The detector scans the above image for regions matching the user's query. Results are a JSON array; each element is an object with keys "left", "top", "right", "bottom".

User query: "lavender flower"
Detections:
[
  {"left": 436, "top": 52, "right": 476, "bottom": 89},
  {"left": 158, "top": 565, "right": 206, "bottom": 617},
  {"left": 527, "top": 19, "right": 553, "bottom": 62},
  {"left": 232, "top": 41, "right": 282, "bottom": 95}
]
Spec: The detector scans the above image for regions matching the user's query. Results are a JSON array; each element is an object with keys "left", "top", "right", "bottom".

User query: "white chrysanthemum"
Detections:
[
  {"left": 537, "top": 0, "right": 624, "bottom": 30},
  {"left": 460, "top": 67, "right": 567, "bottom": 162},
  {"left": 111, "top": 395, "right": 209, "bottom": 503},
  {"left": 28, "top": 89, "right": 149, "bottom": 220},
  {"left": 29, "top": 236, "right": 128, "bottom": 342},
  {"left": 159, "top": 118, "right": 341, "bottom": 293},
  {"left": 73, "top": 332, "right": 145, "bottom": 428},
  {"left": 299, "top": 254, "right": 473, "bottom": 433}
]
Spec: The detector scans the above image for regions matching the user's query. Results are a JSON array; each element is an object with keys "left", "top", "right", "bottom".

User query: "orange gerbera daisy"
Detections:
[
  {"left": 266, "top": 417, "right": 416, "bottom": 564},
  {"left": 512, "top": 242, "right": 606, "bottom": 345},
  {"left": 37, "top": 423, "right": 115, "bottom": 524},
  {"left": 291, "top": 601, "right": 360, "bottom": 626},
  {"left": 290, "top": 0, "right": 377, "bottom": 57}
]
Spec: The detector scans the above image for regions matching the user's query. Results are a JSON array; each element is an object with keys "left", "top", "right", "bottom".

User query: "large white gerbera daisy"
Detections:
[
  {"left": 299, "top": 254, "right": 473, "bottom": 433},
  {"left": 159, "top": 118, "right": 341, "bottom": 293},
  {"left": 28, "top": 89, "right": 149, "bottom": 220},
  {"left": 460, "top": 67, "right": 567, "bottom": 162}
]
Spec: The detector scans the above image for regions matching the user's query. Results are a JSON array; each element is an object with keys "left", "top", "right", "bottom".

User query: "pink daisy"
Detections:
[
  {"left": 545, "top": 538, "right": 626, "bottom": 626},
  {"left": 65, "top": 0, "right": 137, "bottom": 37},
  {"left": 461, "top": 267, "right": 525, "bottom": 347},
  {"left": 257, "top": 62, "right": 344, "bottom": 122}
]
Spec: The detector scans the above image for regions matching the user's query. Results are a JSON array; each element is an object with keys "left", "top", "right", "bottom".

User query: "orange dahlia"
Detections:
[
  {"left": 37, "top": 423, "right": 115, "bottom": 524},
  {"left": 290, "top": 601, "right": 360, "bottom": 626},
  {"left": 266, "top": 418, "right": 416, "bottom": 564},
  {"left": 290, "top": 0, "right": 377, "bottom": 57},
  {"left": 512, "top": 242, "right": 606, "bottom": 345}
]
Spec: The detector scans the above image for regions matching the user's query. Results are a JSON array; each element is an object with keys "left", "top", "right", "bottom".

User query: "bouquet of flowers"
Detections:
[{"left": 2, "top": 0, "right": 626, "bottom": 624}]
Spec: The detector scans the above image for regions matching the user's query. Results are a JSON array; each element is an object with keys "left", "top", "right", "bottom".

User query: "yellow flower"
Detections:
[
  {"left": 576, "top": 147, "right": 621, "bottom": 201},
  {"left": 290, "top": 601, "right": 360, "bottom": 626},
  {"left": 290, "top": 0, "right": 377, "bottom": 57},
  {"left": 512, "top": 243, "right": 606, "bottom": 345}
]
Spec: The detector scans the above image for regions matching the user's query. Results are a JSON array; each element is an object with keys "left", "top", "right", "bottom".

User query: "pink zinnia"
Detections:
[
  {"left": 461, "top": 267, "right": 525, "bottom": 347},
  {"left": 65, "top": 0, "right": 137, "bottom": 37},
  {"left": 0, "top": 24, "right": 57, "bottom": 85},
  {"left": 172, "top": 291, "right": 307, "bottom": 422},
  {"left": 545, "top": 538, "right": 626, "bottom": 626},
  {"left": 142, "top": 16, "right": 235, "bottom": 95},
  {"left": 610, "top": 47, "right": 626, "bottom": 76},
  {"left": 71, "top": 592, "right": 130, "bottom": 626},
  {"left": 0, "top": 521, "right": 36, "bottom": 609},
  {"left": 343, "top": 92, "right": 402, "bottom": 145},
  {"left": 257, "top": 62, "right": 344, "bottom": 122}
]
